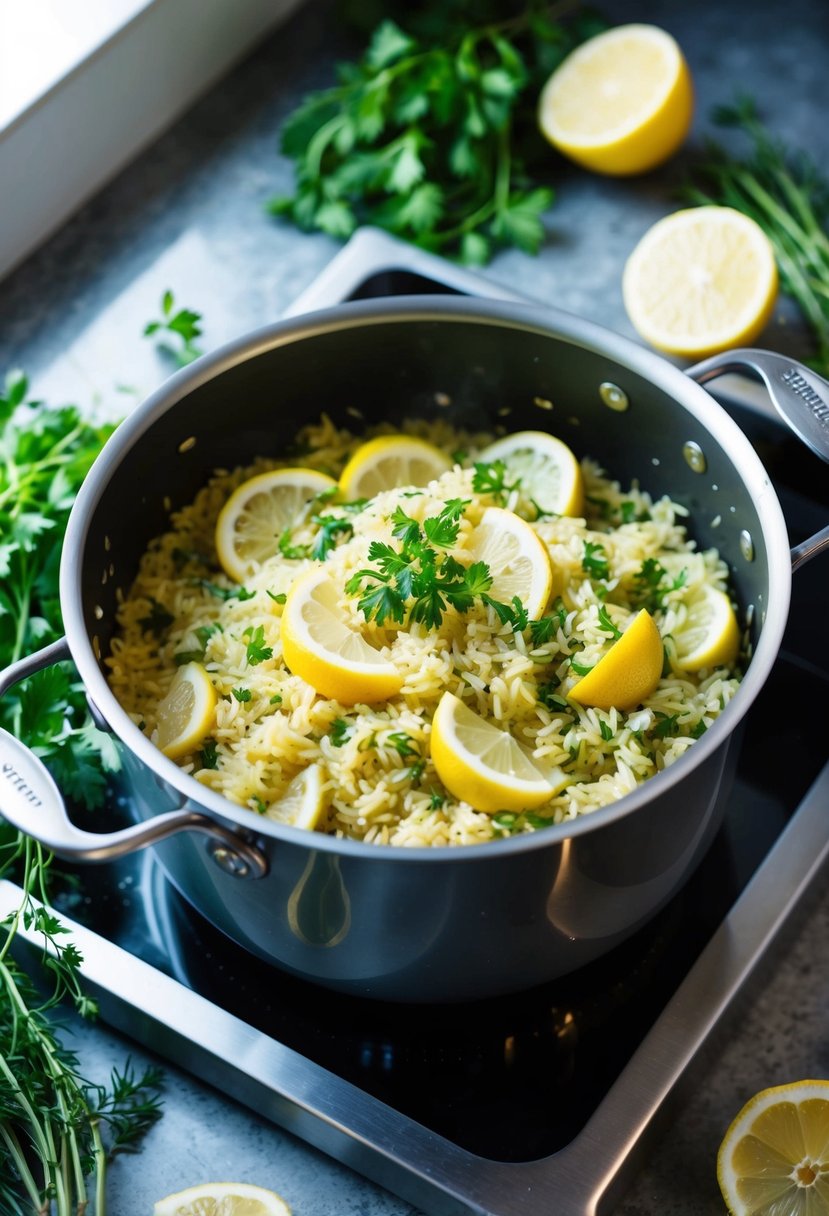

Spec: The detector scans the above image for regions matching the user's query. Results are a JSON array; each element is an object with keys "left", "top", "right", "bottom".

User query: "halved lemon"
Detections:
[
  {"left": 478, "top": 431, "right": 584, "bottom": 518},
  {"left": 153, "top": 662, "right": 217, "bottom": 759},
  {"left": 623, "top": 206, "right": 779, "bottom": 358},
  {"left": 469, "top": 506, "right": 553, "bottom": 619},
  {"left": 153, "top": 1181, "right": 292, "bottom": 1216},
  {"left": 538, "top": 23, "right": 693, "bottom": 176},
  {"left": 264, "top": 764, "right": 326, "bottom": 830},
  {"left": 431, "top": 692, "right": 565, "bottom": 813},
  {"left": 338, "top": 435, "right": 452, "bottom": 499},
  {"left": 215, "top": 468, "right": 337, "bottom": 582},
  {"left": 281, "top": 566, "right": 402, "bottom": 705},
  {"left": 672, "top": 584, "right": 740, "bottom": 671},
  {"left": 569, "top": 609, "right": 662, "bottom": 711},
  {"left": 717, "top": 1080, "right": 829, "bottom": 1216}
]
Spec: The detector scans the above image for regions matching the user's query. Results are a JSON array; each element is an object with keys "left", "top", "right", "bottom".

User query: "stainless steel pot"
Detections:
[{"left": 2, "top": 297, "right": 828, "bottom": 1002}]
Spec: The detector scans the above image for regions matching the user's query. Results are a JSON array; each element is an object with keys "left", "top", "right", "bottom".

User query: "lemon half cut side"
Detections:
[
  {"left": 623, "top": 206, "right": 778, "bottom": 358},
  {"left": 538, "top": 23, "right": 693, "bottom": 176},
  {"left": 717, "top": 1080, "right": 829, "bottom": 1216},
  {"left": 153, "top": 1181, "right": 292, "bottom": 1216}
]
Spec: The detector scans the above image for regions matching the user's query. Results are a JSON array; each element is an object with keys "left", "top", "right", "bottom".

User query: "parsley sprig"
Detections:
[
  {"left": 270, "top": 5, "right": 604, "bottom": 263},
  {"left": 346, "top": 500, "right": 494, "bottom": 628}
]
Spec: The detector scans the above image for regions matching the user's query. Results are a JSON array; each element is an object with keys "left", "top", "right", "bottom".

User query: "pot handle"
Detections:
[
  {"left": 686, "top": 347, "right": 829, "bottom": 571},
  {"left": 0, "top": 641, "right": 268, "bottom": 879}
]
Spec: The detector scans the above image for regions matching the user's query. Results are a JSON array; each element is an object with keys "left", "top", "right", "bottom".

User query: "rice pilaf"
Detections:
[{"left": 106, "top": 417, "right": 742, "bottom": 846}]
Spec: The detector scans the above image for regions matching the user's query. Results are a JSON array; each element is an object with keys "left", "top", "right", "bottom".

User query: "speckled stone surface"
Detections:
[{"left": 2, "top": 0, "right": 828, "bottom": 1213}]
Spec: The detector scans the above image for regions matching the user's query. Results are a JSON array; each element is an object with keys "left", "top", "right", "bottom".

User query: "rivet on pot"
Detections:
[
  {"left": 739, "top": 529, "right": 755, "bottom": 561},
  {"left": 682, "top": 441, "right": 707, "bottom": 473},
  {"left": 599, "top": 382, "right": 629, "bottom": 412},
  {"left": 209, "top": 842, "right": 251, "bottom": 878}
]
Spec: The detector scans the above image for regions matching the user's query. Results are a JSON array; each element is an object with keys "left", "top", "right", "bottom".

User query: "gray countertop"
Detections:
[{"left": 2, "top": 1, "right": 828, "bottom": 1213}]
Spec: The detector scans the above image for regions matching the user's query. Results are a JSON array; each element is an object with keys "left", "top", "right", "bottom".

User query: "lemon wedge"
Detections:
[
  {"left": 215, "top": 468, "right": 337, "bottom": 582},
  {"left": 623, "top": 206, "right": 779, "bottom": 358},
  {"left": 717, "top": 1080, "right": 829, "bottom": 1216},
  {"left": 153, "top": 1181, "right": 292, "bottom": 1216},
  {"left": 470, "top": 506, "right": 553, "bottom": 619},
  {"left": 281, "top": 566, "right": 402, "bottom": 705},
  {"left": 338, "top": 435, "right": 452, "bottom": 499},
  {"left": 672, "top": 584, "right": 740, "bottom": 671},
  {"left": 431, "top": 692, "right": 565, "bottom": 813},
  {"left": 569, "top": 609, "right": 663, "bottom": 711},
  {"left": 264, "top": 764, "right": 326, "bottom": 830},
  {"left": 153, "top": 662, "right": 217, "bottom": 759},
  {"left": 478, "top": 430, "right": 584, "bottom": 518},
  {"left": 538, "top": 23, "right": 693, "bottom": 176}
]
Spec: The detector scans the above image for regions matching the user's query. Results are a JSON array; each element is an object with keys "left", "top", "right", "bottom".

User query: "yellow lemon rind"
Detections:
[
  {"left": 338, "top": 435, "right": 452, "bottom": 499},
  {"left": 569, "top": 609, "right": 663, "bottom": 711}
]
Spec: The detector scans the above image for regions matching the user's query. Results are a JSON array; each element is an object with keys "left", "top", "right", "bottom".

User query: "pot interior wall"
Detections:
[{"left": 81, "top": 314, "right": 771, "bottom": 669}]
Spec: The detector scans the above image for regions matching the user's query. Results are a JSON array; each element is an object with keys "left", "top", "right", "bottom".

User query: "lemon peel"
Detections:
[
  {"left": 569, "top": 609, "right": 663, "bottom": 711},
  {"left": 153, "top": 1181, "right": 292, "bottom": 1216}
]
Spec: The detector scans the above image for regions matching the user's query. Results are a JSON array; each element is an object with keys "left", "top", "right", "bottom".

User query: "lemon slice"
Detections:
[
  {"left": 469, "top": 506, "right": 553, "bottom": 619},
  {"left": 717, "top": 1080, "right": 829, "bottom": 1216},
  {"left": 672, "top": 584, "right": 740, "bottom": 671},
  {"left": 153, "top": 1181, "right": 292, "bottom": 1216},
  {"left": 338, "top": 435, "right": 452, "bottom": 499},
  {"left": 153, "top": 662, "right": 217, "bottom": 759},
  {"left": 215, "top": 468, "right": 337, "bottom": 582},
  {"left": 569, "top": 609, "right": 663, "bottom": 711},
  {"left": 478, "top": 431, "right": 584, "bottom": 518},
  {"left": 623, "top": 206, "right": 779, "bottom": 358},
  {"left": 537, "top": 23, "right": 693, "bottom": 176},
  {"left": 281, "top": 566, "right": 402, "bottom": 705},
  {"left": 431, "top": 692, "right": 565, "bottom": 813},
  {"left": 264, "top": 764, "right": 326, "bottom": 830}
]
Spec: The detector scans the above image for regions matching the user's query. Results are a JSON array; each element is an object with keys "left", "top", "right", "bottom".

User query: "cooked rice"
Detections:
[{"left": 107, "top": 416, "right": 742, "bottom": 847}]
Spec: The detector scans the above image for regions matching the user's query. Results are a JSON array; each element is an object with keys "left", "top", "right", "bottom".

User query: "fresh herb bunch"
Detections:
[
  {"left": 0, "top": 371, "right": 164, "bottom": 1211},
  {"left": 270, "top": 1, "right": 606, "bottom": 263},
  {"left": 0, "top": 834, "right": 164, "bottom": 1215},
  {"left": 686, "top": 96, "right": 829, "bottom": 374}
]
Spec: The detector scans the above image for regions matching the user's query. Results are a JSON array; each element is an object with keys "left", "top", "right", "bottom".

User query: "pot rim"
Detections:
[{"left": 61, "top": 295, "right": 792, "bottom": 862}]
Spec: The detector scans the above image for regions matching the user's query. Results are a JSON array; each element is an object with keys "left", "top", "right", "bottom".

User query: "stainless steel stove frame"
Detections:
[{"left": 3, "top": 228, "right": 829, "bottom": 1216}]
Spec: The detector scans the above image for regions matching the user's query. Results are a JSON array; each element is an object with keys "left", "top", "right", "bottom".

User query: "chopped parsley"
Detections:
[
  {"left": 471, "top": 459, "right": 520, "bottom": 503},
  {"left": 312, "top": 514, "right": 354, "bottom": 560},
  {"left": 633, "top": 558, "right": 688, "bottom": 611},
  {"left": 582, "top": 540, "right": 610, "bottom": 581},
  {"left": 200, "top": 739, "right": 219, "bottom": 769},
  {"left": 232, "top": 687, "right": 252, "bottom": 703},
  {"left": 329, "top": 718, "right": 353, "bottom": 747},
  {"left": 243, "top": 625, "right": 273, "bottom": 666}
]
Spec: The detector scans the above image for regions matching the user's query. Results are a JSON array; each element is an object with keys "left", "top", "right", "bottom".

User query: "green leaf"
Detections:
[
  {"left": 314, "top": 200, "right": 357, "bottom": 237},
  {"left": 460, "top": 231, "right": 491, "bottom": 265},
  {"left": 491, "top": 189, "right": 553, "bottom": 255},
  {"left": 366, "top": 20, "right": 416, "bottom": 69}
]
